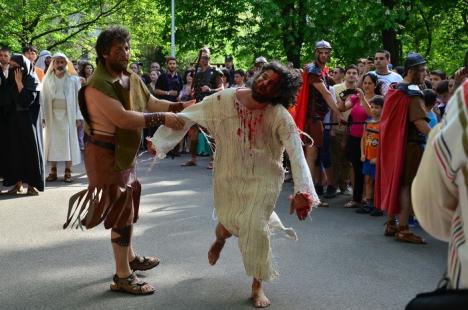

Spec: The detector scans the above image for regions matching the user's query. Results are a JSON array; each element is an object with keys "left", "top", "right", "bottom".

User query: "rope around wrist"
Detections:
[{"left": 144, "top": 112, "right": 165, "bottom": 128}]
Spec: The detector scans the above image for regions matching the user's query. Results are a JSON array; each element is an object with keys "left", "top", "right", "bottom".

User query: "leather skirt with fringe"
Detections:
[{"left": 63, "top": 134, "right": 141, "bottom": 230}]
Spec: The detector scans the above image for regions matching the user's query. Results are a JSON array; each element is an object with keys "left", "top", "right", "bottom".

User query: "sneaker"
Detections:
[
  {"left": 318, "top": 201, "right": 329, "bottom": 208},
  {"left": 339, "top": 186, "right": 352, "bottom": 196},
  {"left": 370, "top": 209, "right": 384, "bottom": 217},
  {"left": 356, "top": 206, "right": 372, "bottom": 214},
  {"left": 323, "top": 185, "right": 337, "bottom": 199}
]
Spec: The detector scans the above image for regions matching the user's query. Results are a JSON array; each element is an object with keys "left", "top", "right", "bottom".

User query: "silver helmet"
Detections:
[{"left": 315, "top": 40, "right": 332, "bottom": 50}]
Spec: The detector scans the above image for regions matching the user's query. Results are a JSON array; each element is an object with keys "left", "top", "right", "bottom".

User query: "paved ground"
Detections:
[{"left": 0, "top": 153, "right": 446, "bottom": 310}]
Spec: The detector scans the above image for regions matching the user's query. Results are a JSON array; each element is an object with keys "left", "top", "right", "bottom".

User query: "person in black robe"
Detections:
[
  {"left": 2, "top": 54, "right": 44, "bottom": 195},
  {"left": 0, "top": 46, "right": 13, "bottom": 181}
]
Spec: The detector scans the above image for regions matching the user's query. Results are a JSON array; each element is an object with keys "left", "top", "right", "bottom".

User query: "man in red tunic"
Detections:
[{"left": 375, "top": 52, "right": 431, "bottom": 244}]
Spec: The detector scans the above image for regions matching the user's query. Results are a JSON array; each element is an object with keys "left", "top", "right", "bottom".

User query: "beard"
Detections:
[
  {"left": 109, "top": 61, "right": 127, "bottom": 73},
  {"left": 251, "top": 82, "right": 271, "bottom": 103}
]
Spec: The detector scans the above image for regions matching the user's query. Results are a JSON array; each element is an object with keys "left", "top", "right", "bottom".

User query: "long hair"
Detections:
[
  {"left": 78, "top": 61, "right": 94, "bottom": 78},
  {"left": 252, "top": 61, "right": 302, "bottom": 109}
]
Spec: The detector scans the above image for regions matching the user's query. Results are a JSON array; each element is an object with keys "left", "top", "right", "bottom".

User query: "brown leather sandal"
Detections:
[
  {"left": 129, "top": 255, "right": 160, "bottom": 271},
  {"left": 46, "top": 167, "right": 57, "bottom": 182},
  {"left": 26, "top": 186, "right": 39, "bottom": 196},
  {"left": 110, "top": 273, "right": 155, "bottom": 295},
  {"left": 384, "top": 219, "right": 398, "bottom": 237},
  {"left": 395, "top": 225, "right": 426, "bottom": 244},
  {"left": 6, "top": 182, "right": 23, "bottom": 194},
  {"left": 63, "top": 168, "right": 73, "bottom": 183}
]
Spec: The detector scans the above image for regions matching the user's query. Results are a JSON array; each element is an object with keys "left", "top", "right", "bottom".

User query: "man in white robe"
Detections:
[
  {"left": 41, "top": 53, "right": 82, "bottom": 182},
  {"left": 152, "top": 62, "right": 319, "bottom": 308}
]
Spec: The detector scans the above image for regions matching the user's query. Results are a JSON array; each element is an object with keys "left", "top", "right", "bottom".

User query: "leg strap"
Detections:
[{"left": 111, "top": 225, "right": 132, "bottom": 247}]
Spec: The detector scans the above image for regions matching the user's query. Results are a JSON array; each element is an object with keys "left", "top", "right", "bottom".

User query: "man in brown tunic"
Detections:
[{"left": 64, "top": 27, "right": 190, "bottom": 295}]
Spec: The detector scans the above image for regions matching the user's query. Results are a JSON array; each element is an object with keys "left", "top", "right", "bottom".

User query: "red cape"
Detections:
[
  {"left": 291, "top": 66, "right": 329, "bottom": 130},
  {"left": 374, "top": 88, "right": 410, "bottom": 215},
  {"left": 291, "top": 71, "right": 310, "bottom": 131}
]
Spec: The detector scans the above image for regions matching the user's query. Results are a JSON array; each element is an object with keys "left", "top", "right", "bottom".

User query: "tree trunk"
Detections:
[
  {"left": 381, "top": 0, "right": 401, "bottom": 66},
  {"left": 280, "top": 0, "right": 306, "bottom": 68}
]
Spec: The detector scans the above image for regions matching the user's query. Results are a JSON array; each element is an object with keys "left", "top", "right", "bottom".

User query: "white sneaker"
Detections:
[{"left": 340, "top": 186, "right": 353, "bottom": 196}]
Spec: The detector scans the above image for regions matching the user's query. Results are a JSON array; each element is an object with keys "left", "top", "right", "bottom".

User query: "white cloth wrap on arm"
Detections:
[{"left": 151, "top": 115, "right": 195, "bottom": 159}]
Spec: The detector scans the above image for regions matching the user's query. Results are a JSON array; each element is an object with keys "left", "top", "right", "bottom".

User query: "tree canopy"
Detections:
[{"left": 1, "top": 0, "right": 466, "bottom": 74}]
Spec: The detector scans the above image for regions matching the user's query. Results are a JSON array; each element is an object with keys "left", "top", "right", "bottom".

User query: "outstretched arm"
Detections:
[
  {"left": 276, "top": 108, "right": 320, "bottom": 219},
  {"left": 313, "top": 82, "right": 341, "bottom": 115},
  {"left": 146, "top": 94, "right": 194, "bottom": 113},
  {"left": 86, "top": 86, "right": 184, "bottom": 130},
  {"left": 151, "top": 93, "right": 218, "bottom": 158}
]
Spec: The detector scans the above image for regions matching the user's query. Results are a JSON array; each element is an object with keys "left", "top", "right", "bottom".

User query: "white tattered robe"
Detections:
[
  {"left": 153, "top": 88, "right": 318, "bottom": 281},
  {"left": 41, "top": 74, "right": 83, "bottom": 165}
]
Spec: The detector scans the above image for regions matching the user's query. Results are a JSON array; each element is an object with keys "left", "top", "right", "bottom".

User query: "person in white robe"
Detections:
[
  {"left": 151, "top": 62, "right": 319, "bottom": 308},
  {"left": 41, "top": 53, "right": 82, "bottom": 182},
  {"left": 412, "top": 79, "right": 468, "bottom": 289}
]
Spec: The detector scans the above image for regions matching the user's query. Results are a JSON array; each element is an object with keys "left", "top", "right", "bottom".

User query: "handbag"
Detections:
[{"left": 406, "top": 276, "right": 468, "bottom": 310}]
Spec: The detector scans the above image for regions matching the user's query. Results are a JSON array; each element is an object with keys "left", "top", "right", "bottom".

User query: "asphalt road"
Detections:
[{"left": 0, "top": 153, "right": 447, "bottom": 310}]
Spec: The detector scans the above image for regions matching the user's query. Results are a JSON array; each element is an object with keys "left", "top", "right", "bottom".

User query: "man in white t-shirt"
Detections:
[{"left": 370, "top": 49, "right": 402, "bottom": 96}]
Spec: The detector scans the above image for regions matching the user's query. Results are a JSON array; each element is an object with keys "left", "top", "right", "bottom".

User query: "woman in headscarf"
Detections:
[{"left": 3, "top": 54, "right": 45, "bottom": 195}]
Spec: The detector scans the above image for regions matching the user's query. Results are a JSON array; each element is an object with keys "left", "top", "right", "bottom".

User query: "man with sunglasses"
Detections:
[{"left": 331, "top": 66, "right": 345, "bottom": 84}]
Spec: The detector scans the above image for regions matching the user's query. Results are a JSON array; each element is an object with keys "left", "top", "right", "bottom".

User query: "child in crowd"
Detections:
[
  {"left": 434, "top": 80, "right": 451, "bottom": 120},
  {"left": 356, "top": 95, "right": 384, "bottom": 215},
  {"left": 423, "top": 89, "right": 438, "bottom": 128}
]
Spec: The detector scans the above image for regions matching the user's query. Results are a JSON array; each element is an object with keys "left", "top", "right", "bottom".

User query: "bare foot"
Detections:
[
  {"left": 252, "top": 280, "right": 270, "bottom": 308},
  {"left": 208, "top": 239, "right": 225, "bottom": 265}
]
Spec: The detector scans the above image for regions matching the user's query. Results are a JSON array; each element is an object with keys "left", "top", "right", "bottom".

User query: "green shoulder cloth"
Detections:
[{"left": 86, "top": 63, "right": 150, "bottom": 171}]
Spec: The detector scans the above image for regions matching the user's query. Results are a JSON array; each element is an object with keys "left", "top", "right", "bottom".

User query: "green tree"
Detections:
[
  {"left": 0, "top": 0, "right": 129, "bottom": 52},
  {"left": 1, "top": 0, "right": 465, "bottom": 75}
]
